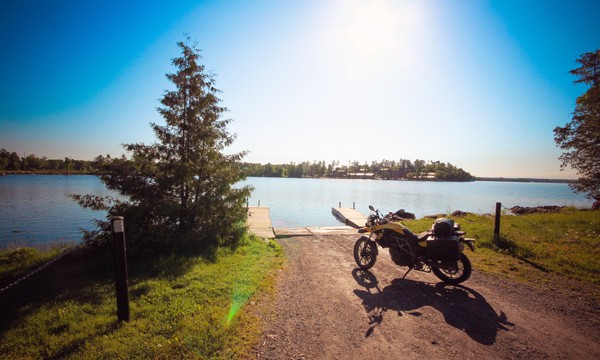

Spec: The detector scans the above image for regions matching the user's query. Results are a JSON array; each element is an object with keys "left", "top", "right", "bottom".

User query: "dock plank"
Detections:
[
  {"left": 331, "top": 207, "right": 368, "bottom": 229},
  {"left": 247, "top": 206, "right": 275, "bottom": 238}
]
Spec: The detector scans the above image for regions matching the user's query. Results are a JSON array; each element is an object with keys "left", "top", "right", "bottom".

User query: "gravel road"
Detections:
[{"left": 251, "top": 234, "right": 600, "bottom": 360}]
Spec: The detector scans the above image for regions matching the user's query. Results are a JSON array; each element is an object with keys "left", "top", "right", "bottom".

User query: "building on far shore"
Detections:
[{"left": 347, "top": 172, "right": 375, "bottom": 179}]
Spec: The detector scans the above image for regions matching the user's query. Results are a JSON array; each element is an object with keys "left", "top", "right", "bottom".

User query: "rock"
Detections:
[
  {"left": 424, "top": 214, "right": 445, "bottom": 219},
  {"left": 510, "top": 206, "right": 564, "bottom": 215},
  {"left": 451, "top": 210, "right": 471, "bottom": 217},
  {"left": 394, "top": 209, "right": 416, "bottom": 220}
]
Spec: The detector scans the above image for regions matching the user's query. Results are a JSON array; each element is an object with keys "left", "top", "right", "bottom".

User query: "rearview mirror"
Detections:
[{"left": 369, "top": 205, "right": 375, "bottom": 211}]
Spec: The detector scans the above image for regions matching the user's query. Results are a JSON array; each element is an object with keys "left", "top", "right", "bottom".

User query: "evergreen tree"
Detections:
[
  {"left": 75, "top": 39, "right": 251, "bottom": 253},
  {"left": 554, "top": 50, "right": 600, "bottom": 200}
]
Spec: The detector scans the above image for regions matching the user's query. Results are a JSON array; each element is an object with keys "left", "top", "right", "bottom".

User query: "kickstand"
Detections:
[{"left": 402, "top": 267, "right": 413, "bottom": 279}]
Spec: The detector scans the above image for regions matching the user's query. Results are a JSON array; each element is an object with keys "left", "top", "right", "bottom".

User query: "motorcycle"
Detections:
[{"left": 353, "top": 205, "right": 476, "bottom": 285}]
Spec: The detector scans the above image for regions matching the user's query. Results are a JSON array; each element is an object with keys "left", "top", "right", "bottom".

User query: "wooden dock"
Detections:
[
  {"left": 248, "top": 206, "right": 365, "bottom": 238},
  {"left": 247, "top": 206, "right": 275, "bottom": 239},
  {"left": 331, "top": 207, "right": 368, "bottom": 229}
]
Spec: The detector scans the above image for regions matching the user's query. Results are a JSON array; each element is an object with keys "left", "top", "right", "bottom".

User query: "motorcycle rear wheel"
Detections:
[
  {"left": 432, "top": 253, "right": 472, "bottom": 285},
  {"left": 354, "top": 237, "right": 377, "bottom": 269}
]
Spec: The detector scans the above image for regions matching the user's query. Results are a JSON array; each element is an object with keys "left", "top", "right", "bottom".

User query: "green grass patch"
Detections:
[
  {"left": 405, "top": 209, "right": 600, "bottom": 285},
  {"left": 0, "top": 236, "right": 284, "bottom": 359},
  {"left": 0, "top": 245, "right": 68, "bottom": 285}
]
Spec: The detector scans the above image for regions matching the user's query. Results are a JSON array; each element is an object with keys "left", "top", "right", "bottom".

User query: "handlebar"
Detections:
[{"left": 367, "top": 205, "right": 404, "bottom": 226}]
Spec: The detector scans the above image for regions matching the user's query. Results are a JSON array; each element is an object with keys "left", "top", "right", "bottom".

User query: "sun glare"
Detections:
[
  {"left": 320, "top": 0, "right": 427, "bottom": 71},
  {"left": 346, "top": 0, "right": 400, "bottom": 56}
]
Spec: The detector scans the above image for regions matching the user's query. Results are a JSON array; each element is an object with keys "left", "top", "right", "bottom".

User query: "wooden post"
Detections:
[
  {"left": 494, "top": 202, "right": 501, "bottom": 241},
  {"left": 112, "top": 216, "right": 130, "bottom": 322},
  {"left": 258, "top": 200, "right": 261, "bottom": 206},
  {"left": 339, "top": 202, "right": 341, "bottom": 208},
  {"left": 353, "top": 202, "right": 355, "bottom": 210}
]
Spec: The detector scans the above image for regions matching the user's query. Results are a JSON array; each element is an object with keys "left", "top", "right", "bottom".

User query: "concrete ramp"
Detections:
[{"left": 275, "top": 226, "right": 357, "bottom": 237}]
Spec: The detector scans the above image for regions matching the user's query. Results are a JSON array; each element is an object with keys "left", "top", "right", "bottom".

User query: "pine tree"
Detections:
[
  {"left": 75, "top": 39, "right": 252, "bottom": 253},
  {"left": 554, "top": 50, "right": 600, "bottom": 201}
]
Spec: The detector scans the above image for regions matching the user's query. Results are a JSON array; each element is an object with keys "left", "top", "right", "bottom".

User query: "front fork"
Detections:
[{"left": 368, "top": 233, "right": 379, "bottom": 256}]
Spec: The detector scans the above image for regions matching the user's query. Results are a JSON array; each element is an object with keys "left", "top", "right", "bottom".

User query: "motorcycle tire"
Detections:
[
  {"left": 432, "top": 252, "right": 472, "bottom": 285},
  {"left": 354, "top": 236, "right": 377, "bottom": 270}
]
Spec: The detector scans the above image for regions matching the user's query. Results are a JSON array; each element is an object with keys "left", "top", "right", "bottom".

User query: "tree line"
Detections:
[
  {"left": 0, "top": 149, "right": 472, "bottom": 181},
  {"left": 239, "top": 159, "right": 473, "bottom": 181},
  {"left": 0, "top": 149, "right": 96, "bottom": 173}
]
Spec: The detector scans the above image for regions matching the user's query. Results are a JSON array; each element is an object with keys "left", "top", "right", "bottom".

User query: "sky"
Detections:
[{"left": 1, "top": 0, "right": 599, "bottom": 179}]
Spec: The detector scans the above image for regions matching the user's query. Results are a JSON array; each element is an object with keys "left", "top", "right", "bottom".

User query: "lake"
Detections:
[
  {"left": 0, "top": 175, "right": 593, "bottom": 247},
  {"left": 241, "top": 177, "right": 593, "bottom": 227},
  {"left": 0, "top": 175, "right": 116, "bottom": 248}
]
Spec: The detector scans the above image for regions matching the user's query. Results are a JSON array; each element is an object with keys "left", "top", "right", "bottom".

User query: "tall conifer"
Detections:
[{"left": 75, "top": 39, "right": 252, "bottom": 253}]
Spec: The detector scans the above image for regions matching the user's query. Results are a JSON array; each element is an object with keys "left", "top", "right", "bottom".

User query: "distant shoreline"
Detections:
[
  {"left": 474, "top": 177, "right": 576, "bottom": 184},
  {"left": 0, "top": 171, "right": 96, "bottom": 176},
  {"left": 1, "top": 171, "right": 577, "bottom": 184}
]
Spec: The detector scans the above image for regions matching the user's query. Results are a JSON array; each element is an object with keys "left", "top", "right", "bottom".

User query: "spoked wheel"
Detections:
[
  {"left": 432, "top": 253, "right": 472, "bottom": 285},
  {"left": 354, "top": 236, "right": 377, "bottom": 269}
]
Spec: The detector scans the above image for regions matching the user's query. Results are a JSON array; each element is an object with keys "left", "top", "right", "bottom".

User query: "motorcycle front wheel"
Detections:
[
  {"left": 354, "top": 236, "right": 377, "bottom": 269},
  {"left": 432, "top": 253, "right": 472, "bottom": 285}
]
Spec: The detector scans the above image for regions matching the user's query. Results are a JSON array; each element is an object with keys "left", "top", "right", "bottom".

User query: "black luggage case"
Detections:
[{"left": 427, "top": 235, "right": 460, "bottom": 262}]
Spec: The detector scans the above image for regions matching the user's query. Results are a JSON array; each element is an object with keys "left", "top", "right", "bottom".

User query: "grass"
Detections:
[
  {"left": 0, "top": 245, "right": 68, "bottom": 285},
  {"left": 1, "top": 209, "right": 598, "bottom": 358},
  {"left": 406, "top": 208, "right": 600, "bottom": 286},
  {"left": 0, "top": 235, "right": 284, "bottom": 359}
]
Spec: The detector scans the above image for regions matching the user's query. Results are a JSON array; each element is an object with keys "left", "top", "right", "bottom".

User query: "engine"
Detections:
[{"left": 388, "top": 235, "right": 418, "bottom": 266}]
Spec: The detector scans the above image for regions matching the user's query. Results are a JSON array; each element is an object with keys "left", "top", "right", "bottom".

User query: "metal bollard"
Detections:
[{"left": 112, "top": 216, "right": 130, "bottom": 322}]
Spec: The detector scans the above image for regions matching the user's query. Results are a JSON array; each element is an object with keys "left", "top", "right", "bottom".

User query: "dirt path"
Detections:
[{"left": 251, "top": 234, "right": 600, "bottom": 360}]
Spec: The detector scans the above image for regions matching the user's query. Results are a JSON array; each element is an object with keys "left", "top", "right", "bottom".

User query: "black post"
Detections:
[
  {"left": 112, "top": 216, "right": 130, "bottom": 322},
  {"left": 494, "top": 202, "right": 501, "bottom": 241},
  {"left": 353, "top": 202, "right": 355, "bottom": 210},
  {"left": 339, "top": 202, "right": 342, "bottom": 208}
]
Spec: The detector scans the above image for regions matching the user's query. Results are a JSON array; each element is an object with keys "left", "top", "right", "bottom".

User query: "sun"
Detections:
[
  {"left": 321, "top": 0, "right": 427, "bottom": 68},
  {"left": 345, "top": 0, "right": 401, "bottom": 56}
]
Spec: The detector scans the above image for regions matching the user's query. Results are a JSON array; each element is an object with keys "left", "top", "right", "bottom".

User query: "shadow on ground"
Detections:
[{"left": 352, "top": 268, "right": 514, "bottom": 345}]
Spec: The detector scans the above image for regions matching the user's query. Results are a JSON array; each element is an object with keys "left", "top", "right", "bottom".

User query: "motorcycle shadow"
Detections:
[{"left": 351, "top": 268, "right": 514, "bottom": 345}]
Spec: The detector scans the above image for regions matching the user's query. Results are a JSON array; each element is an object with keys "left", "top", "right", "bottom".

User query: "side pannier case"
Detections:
[{"left": 426, "top": 235, "right": 460, "bottom": 262}]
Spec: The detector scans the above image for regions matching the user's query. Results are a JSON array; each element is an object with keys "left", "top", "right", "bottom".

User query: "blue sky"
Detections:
[{"left": 1, "top": 0, "right": 598, "bottom": 178}]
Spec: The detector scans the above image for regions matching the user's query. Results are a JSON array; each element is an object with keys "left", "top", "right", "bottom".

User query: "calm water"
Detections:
[
  {"left": 240, "top": 177, "right": 593, "bottom": 227},
  {"left": 0, "top": 175, "right": 593, "bottom": 247},
  {"left": 0, "top": 175, "right": 116, "bottom": 248}
]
